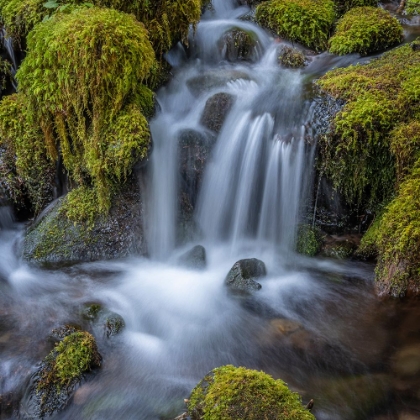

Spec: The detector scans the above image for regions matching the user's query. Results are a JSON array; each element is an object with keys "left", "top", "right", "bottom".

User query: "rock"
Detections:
[
  {"left": 320, "top": 234, "right": 360, "bottom": 259},
  {"left": 103, "top": 313, "right": 125, "bottom": 338},
  {"left": 392, "top": 343, "right": 420, "bottom": 377},
  {"left": 81, "top": 303, "right": 125, "bottom": 338},
  {"left": 23, "top": 177, "right": 147, "bottom": 266},
  {"left": 21, "top": 331, "right": 101, "bottom": 418},
  {"left": 177, "top": 245, "right": 206, "bottom": 269},
  {"left": 225, "top": 258, "right": 266, "bottom": 292},
  {"left": 200, "top": 92, "right": 234, "bottom": 133},
  {"left": 278, "top": 46, "right": 306, "bottom": 68},
  {"left": 218, "top": 29, "right": 257, "bottom": 62},
  {"left": 186, "top": 69, "right": 251, "bottom": 97}
]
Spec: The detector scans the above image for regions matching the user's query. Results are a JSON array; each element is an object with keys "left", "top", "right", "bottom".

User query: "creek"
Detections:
[{"left": 1, "top": 0, "right": 420, "bottom": 419}]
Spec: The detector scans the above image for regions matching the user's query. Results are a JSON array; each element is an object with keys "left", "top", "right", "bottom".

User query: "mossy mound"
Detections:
[
  {"left": 188, "top": 365, "right": 315, "bottom": 420},
  {"left": 255, "top": 0, "right": 336, "bottom": 52},
  {"left": 0, "top": 93, "right": 55, "bottom": 214},
  {"left": 15, "top": 7, "right": 154, "bottom": 213},
  {"left": 359, "top": 163, "right": 420, "bottom": 297},
  {"left": 34, "top": 331, "right": 101, "bottom": 416},
  {"left": 406, "top": 0, "right": 420, "bottom": 15},
  {"left": 296, "top": 224, "right": 322, "bottom": 256},
  {"left": 316, "top": 42, "right": 420, "bottom": 209},
  {"left": 279, "top": 46, "right": 306, "bottom": 68},
  {"left": 333, "top": 0, "right": 377, "bottom": 16},
  {"left": 329, "top": 7, "right": 403, "bottom": 55},
  {"left": 0, "top": 57, "right": 12, "bottom": 94}
]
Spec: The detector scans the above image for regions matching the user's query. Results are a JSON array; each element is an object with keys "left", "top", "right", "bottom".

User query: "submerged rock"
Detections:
[
  {"left": 23, "top": 178, "right": 147, "bottom": 266},
  {"left": 225, "top": 258, "right": 266, "bottom": 292},
  {"left": 177, "top": 245, "right": 207, "bottom": 269}
]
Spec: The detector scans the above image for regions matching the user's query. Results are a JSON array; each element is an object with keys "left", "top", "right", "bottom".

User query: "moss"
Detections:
[
  {"left": 333, "top": 0, "right": 377, "bottom": 16},
  {"left": 255, "top": 0, "right": 335, "bottom": 52},
  {"left": 0, "top": 58, "right": 12, "bottom": 93},
  {"left": 329, "top": 7, "right": 403, "bottom": 55},
  {"left": 16, "top": 7, "right": 154, "bottom": 213},
  {"left": 278, "top": 46, "right": 306, "bottom": 68},
  {"left": 356, "top": 214, "right": 382, "bottom": 259},
  {"left": 406, "top": 0, "right": 420, "bottom": 14},
  {"left": 316, "top": 42, "right": 420, "bottom": 208},
  {"left": 0, "top": 93, "right": 55, "bottom": 214},
  {"left": 188, "top": 365, "right": 315, "bottom": 420},
  {"left": 38, "top": 331, "right": 101, "bottom": 390},
  {"left": 390, "top": 120, "right": 420, "bottom": 185},
  {"left": 365, "top": 163, "right": 420, "bottom": 297},
  {"left": 296, "top": 224, "right": 322, "bottom": 256}
]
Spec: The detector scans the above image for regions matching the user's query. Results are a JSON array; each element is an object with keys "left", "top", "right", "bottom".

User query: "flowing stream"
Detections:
[{"left": 1, "top": 1, "right": 420, "bottom": 419}]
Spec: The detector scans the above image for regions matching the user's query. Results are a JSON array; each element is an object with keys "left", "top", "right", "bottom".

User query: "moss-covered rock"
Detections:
[
  {"left": 278, "top": 46, "right": 306, "bottom": 68},
  {"left": 200, "top": 92, "right": 235, "bottom": 133},
  {"left": 406, "top": 0, "right": 420, "bottom": 15},
  {"left": 32, "top": 331, "right": 101, "bottom": 417},
  {"left": 333, "top": 0, "right": 377, "bottom": 16},
  {"left": 255, "top": 0, "right": 336, "bottom": 52},
  {"left": 23, "top": 179, "right": 147, "bottom": 265},
  {"left": 0, "top": 57, "right": 12, "bottom": 95},
  {"left": 329, "top": 7, "right": 403, "bottom": 55},
  {"left": 361, "top": 163, "right": 420, "bottom": 297},
  {"left": 15, "top": 7, "right": 154, "bottom": 213},
  {"left": 187, "top": 365, "right": 315, "bottom": 420},
  {"left": 0, "top": 93, "right": 55, "bottom": 215},
  {"left": 218, "top": 28, "right": 257, "bottom": 62},
  {"left": 316, "top": 42, "right": 420, "bottom": 209}
]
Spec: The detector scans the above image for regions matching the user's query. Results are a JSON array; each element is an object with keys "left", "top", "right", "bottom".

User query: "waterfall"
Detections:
[
  {"left": 146, "top": 0, "right": 314, "bottom": 259},
  {"left": 0, "top": 28, "right": 17, "bottom": 84}
]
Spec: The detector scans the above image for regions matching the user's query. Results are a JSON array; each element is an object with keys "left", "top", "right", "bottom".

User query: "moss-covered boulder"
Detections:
[
  {"left": 296, "top": 224, "right": 322, "bottom": 256},
  {"left": 218, "top": 28, "right": 257, "bottom": 62},
  {"left": 23, "top": 179, "right": 147, "bottom": 265},
  {"left": 278, "top": 46, "right": 306, "bottom": 68},
  {"left": 329, "top": 7, "right": 403, "bottom": 55},
  {"left": 187, "top": 365, "right": 315, "bottom": 419},
  {"left": 406, "top": 0, "right": 420, "bottom": 15},
  {"left": 255, "top": 0, "right": 336, "bottom": 52},
  {"left": 29, "top": 330, "right": 101, "bottom": 417},
  {"left": 333, "top": 0, "right": 377, "bottom": 16},
  {"left": 15, "top": 7, "right": 154, "bottom": 213},
  {"left": 316, "top": 41, "right": 420, "bottom": 209}
]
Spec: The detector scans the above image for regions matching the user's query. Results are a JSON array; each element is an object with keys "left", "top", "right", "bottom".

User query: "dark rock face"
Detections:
[
  {"left": 23, "top": 177, "right": 147, "bottom": 266},
  {"left": 225, "top": 258, "right": 267, "bottom": 292},
  {"left": 218, "top": 29, "right": 258, "bottom": 62},
  {"left": 200, "top": 92, "right": 235, "bottom": 133},
  {"left": 177, "top": 244, "right": 206, "bottom": 269}
]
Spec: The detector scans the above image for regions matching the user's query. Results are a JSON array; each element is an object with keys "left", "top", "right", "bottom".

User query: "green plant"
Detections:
[
  {"left": 16, "top": 7, "right": 155, "bottom": 213},
  {"left": 256, "top": 0, "right": 336, "bottom": 51},
  {"left": 317, "top": 42, "right": 420, "bottom": 208},
  {"left": 406, "top": 0, "right": 420, "bottom": 14},
  {"left": 188, "top": 365, "right": 315, "bottom": 420},
  {"left": 0, "top": 58, "right": 12, "bottom": 92},
  {"left": 333, "top": 0, "right": 377, "bottom": 16},
  {"left": 329, "top": 7, "right": 403, "bottom": 55},
  {"left": 296, "top": 224, "right": 322, "bottom": 256}
]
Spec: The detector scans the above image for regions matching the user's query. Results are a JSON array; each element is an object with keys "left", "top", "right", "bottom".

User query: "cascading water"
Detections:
[
  {"left": 1, "top": 2, "right": 417, "bottom": 420},
  {"left": 0, "top": 28, "right": 18, "bottom": 86},
  {"left": 147, "top": 0, "right": 314, "bottom": 258}
]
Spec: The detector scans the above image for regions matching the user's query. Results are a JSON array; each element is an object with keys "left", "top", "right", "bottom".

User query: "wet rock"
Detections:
[
  {"left": 218, "top": 29, "right": 257, "bottom": 62},
  {"left": 200, "top": 92, "right": 235, "bottom": 133},
  {"left": 278, "top": 46, "right": 306, "bottom": 68},
  {"left": 320, "top": 234, "right": 361, "bottom": 259},
  {"left": 177, "top": 245, "right": 207, "bottom": 269},
  {"left": 21, "top": 331, "right": 101, "bottom": 418},
  {"left": 81, "top": 303, "right": 125, "bottom": 338},
  {"left": 104, "top": 313, "right": 125, "bottom": 338},
  {"left": 49, "top": 324, "right": 81, "bottom": 341},
  {"left": 186, "top": 69, "right": 251, "bottom": 96},
  {"left": 82, "top": 303, "right": 102, "bottom": 321},
  {"left": 392, "top": 343, "right": 420, "bottom": 377},
  {"left": 23, "top": 177, "right": 147, "bottom": 266},
  {"left": 225, "top": 258, "right": 266, "bottom": 292}
]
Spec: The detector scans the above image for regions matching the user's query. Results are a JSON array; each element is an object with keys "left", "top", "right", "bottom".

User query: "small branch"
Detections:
[{"left": 397, "top": 0, "right": 406, "bottom": 14}]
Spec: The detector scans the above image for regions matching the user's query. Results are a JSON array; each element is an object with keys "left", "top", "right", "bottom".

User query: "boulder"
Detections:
[
  {"left": 200, "top": 92, "right": 234, "bottom": 133},
  {"left": 225, "top": 258, "right": 266, "bottom": 292},
  {"left": 177, "top": 245, "right": 206, "bottom": 269},
  {"left": 218, "top": 29, "right": 257, "bottom": 62}
]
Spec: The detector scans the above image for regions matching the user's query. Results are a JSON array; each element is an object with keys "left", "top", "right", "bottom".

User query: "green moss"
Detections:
[
  {"left": 188, "top": 365, "right": 315, "bottom": 420},
  {"left": 296, "top": 224, "right": 322, "bottom": 256},
  {"left": 255, "top": 0, "right": 335, "bottom": 52},
  {"left": 333, "top": 0, "right": 377, "bottom": 16},
  {"left": 38, "top": 331, "right": 101, "bottom": 390},
  {"left": 406, "top": 0, "right": 420, "bottom": 14},
  {"left": 365, "top": 163, "right": 420, "bottom": 296},
  {"left": 390, "top": 120, "right": 420, "bottom": 185},
  {"left": 356, "top": 214, "right": 382, "bottom": 259},
  {"left": 0, "top": 93, "right": 55, "bottom": 214},
  {"left": 0, "top": 58, "right": 12, "bottom": 92},
  {"left": 329, "top": 7, "right": 403, "bottom": 55},
  {"left": 279, "top": 46, "right": 306, "bottom": 68},
  {"left": 317, "top": 42, "right": 420, "bottom": 208},
  {"left": 16, "top": 7, "right": 154, "bottom": 213}
]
